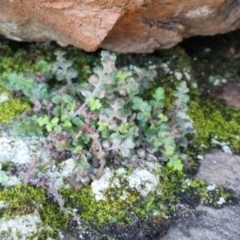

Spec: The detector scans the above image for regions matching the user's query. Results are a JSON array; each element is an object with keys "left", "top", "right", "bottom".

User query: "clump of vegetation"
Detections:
[
  {"left": 0, "top": 41, "right": 234, "bottom": 238},
  {"left": 0, "top": 49, "right": 199, "bottom": 230},
  {"left": 1, "top": 50, "right": 195, "bottom": 181}
]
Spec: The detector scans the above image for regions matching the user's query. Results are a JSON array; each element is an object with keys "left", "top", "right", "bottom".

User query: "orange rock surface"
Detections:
[{"left": 1, "top": 0, "right": 240, "bottom": 53}]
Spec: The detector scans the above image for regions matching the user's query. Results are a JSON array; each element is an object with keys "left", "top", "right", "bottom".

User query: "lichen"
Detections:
[{"left": 0, "top": 211, "right": 48, "bottom": 240}]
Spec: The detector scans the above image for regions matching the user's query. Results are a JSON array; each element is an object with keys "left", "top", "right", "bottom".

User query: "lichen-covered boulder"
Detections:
[{"left": 1, "top": 0, "right": 240, "bottom": 53}]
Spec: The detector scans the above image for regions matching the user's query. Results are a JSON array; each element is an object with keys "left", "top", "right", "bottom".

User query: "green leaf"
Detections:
[
  {"left": 164, "top": 137, "right": 175, "bottom": 146},
  {"left": 164, "top": 144, "right": 175, "bottom": 157},
  {"left": 54, "top": 125, "right": 62, "bottom": 133},
  {"left": 63, "top": 94, "right": 74, "bottom": 103},
  {"left": 81, "top": 134, "right": 90, "bottom": 144},
  {"left": 73, "top": 145, "right": 83, "bottom": 154},
  {"left": 167, "top": 156, "right": 183, "bottom": 171},
  {"left": 63, "top": 120, "right": 72, "bottom": 129},
  {"left": 150, "top": 99, "right": 164, "bottom": 109},
  {"left": 158, "top": 113, "right": 168, "bottom": 122},
  {"left": 116, "top": 70, "right": 130, "bottom": 81},
  {"left": 32, "top": 83, "right": 48, "bottom": 100},
  {"left": 175, "top": 81, "right": 189, "bottom": 94},
  {"left": 46, "top": 124, "right": 52, "bottom": 132},
  {"left": 53, "top": 106, "right": 61, "bottom": 117},
  {"left": 88, "top": 98, "right": 102, "bottom": 111},
  {"left": 137, "top": 112, "right": 144, "bottom": 120},
  {"left": 117, "top": 123, "right": 130, "bottom": 133},
  {"left": 163, "top": 137, "right": 176, "bottom": 156},
  {"left": 37, "top": 116, "right": 49, "bottom": 126},
  {"left": 153, "top": 87, "right": 165, "bottom": 102},
  {"left": 142, "top": 102, "right": 151, "bottom": 112},
  {"left": 51, "top": 117, "right": 59, "bottom": 125},
  {"left": 72, "top": 117, "right": 84, "bottom": 127},
  {"left": 132, "top": 97, "right": 143, "bottom": 110},
  {"left": 154, "top": 138, "right": 163, "bottom": 148},
  {"left": 67, "top": 68, "right": 78, "bottom": 79},
  {"left": 67, "top": 101, "right": 76, "bottom": 111},
  {"left": 52, "top": 95, "right": 62, "bottom": 104},
  {"left": 101, "top": 129, "right": 110, "bottom": 138},
  {"left": 98, "top": 121, "right": 108, "bottom": 131},
  {"left": 61, "top": 114, "right": 70, "bottom": 122}
]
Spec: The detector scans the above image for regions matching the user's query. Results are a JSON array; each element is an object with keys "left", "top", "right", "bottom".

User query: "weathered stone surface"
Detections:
[
  {"left": 1, "top": 1, "right": 240, "bottom": 53},
  {"left": 162, "top": 150, "right": 240, "bottom": 240},
  {"left": 197, "top": 150, "right": 240, "bottom": 197},
  {"left": 162, "top": 204, "right": 240, "bottom": 240},
  {"left": 211, "top": 83, "right": 240, "bottom": 109}
]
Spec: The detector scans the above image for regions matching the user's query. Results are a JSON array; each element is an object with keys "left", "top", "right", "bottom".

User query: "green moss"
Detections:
[
  {"left": 60, "top": 167, "right": 187, "bottom": 227},
  {"left": 0, "top": 97, "right": 30, "bottom": 123},
  {"left": 0, "top": 184, "right": 71, "bottom": 238},
  {"left": 39, "top": 201, "right": 70, "bottom": 233},
  {"left": 62, "top": 186, "right": 141, "bottom": 226},
  {"left": 60, "top": 167, "right": 195, "bottom": 227},
  {"left": 0, "top": 184, "right": 46, "bottom": 218},
  {"left": 189, "top": 100, "right": 240, "bottom": 152},
  {"left": 182, "top": 178, "right": 231, "bottom": 207}
]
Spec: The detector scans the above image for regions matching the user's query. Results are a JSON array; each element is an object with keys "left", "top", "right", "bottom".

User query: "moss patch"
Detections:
[
  {"left": 0, "top": 97, "right": 30, "bottom": 123},
  {"left": 0, "top": 184, "right": 70, "bottom": 238},
  {"left": 189, "top": 100, "right": 240, "bottom": 153}
]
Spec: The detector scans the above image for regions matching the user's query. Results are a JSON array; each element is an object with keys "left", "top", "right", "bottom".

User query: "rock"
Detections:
[
  {"left": 162, "top": 150, "right": 240, "bottom": 240},
  {"left": 211, "top": 83, "right": 240, "bottom": 109},
  {"left": 1, "top": 1, "right": 240, "bottom": 53},
  {"left": 161, "top": 204, "right": 240, "bottom": 240},
  {"left": 197, "top": 150, "right": 240, "bottom": 197}
]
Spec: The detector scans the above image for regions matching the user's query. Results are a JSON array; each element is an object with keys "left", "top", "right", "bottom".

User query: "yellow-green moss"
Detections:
[
  {"left": 189, "top": 100, "right": 240, "bottom": 152},
  {"left": 59, "top": 167, "right": 184, "bottom": 227},
  {"left": 0, "top": 184, "right": 45, "bottom": 218},
  {"left": 0, "top": 97, "right": 30, "bottom": 123},
  {"left": 62, "top": 186, "right": 143, "bottom": 226},
  {"left": 0, "top": 184, "right": 70, "bottom": 238},
  {"left": 0, "top": 171, "right": 231, "bottom": 238},
  {"left": 182, "top": 178, "right": 231, "bottom": 207}
]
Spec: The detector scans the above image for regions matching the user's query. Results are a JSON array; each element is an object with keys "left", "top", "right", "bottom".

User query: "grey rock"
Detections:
[
  {"left": 162, "top": 150, "right": 240, "bottom": 240},
  {"left": 197, "top": 150, "right": 240, "bottom": 197}
]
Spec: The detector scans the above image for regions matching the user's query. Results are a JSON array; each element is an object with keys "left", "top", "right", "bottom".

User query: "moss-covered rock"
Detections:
[
  {"left": 0, "top": 34, "right": 238, "bottom": 239},
  {"left": 189, "top": 100, "right": 240, "bottom": 153},
  {"left": 0, "top": 184, "right": 69, "bottom": 239}
]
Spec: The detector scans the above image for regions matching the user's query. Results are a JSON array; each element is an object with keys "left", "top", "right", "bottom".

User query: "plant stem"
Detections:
[{"left": 72, "top": 72, "right": 104, "bottom": 118}]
